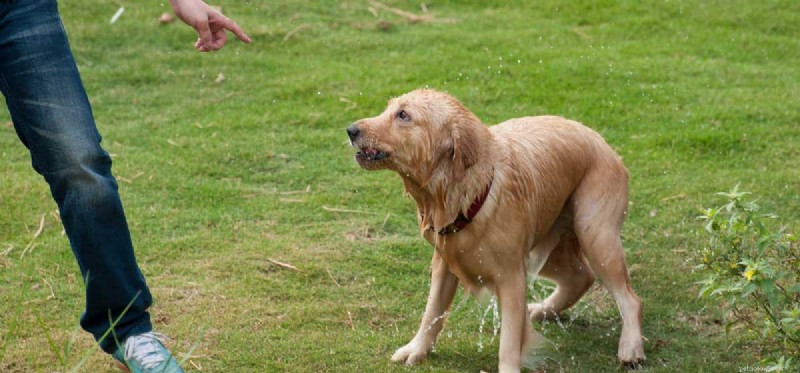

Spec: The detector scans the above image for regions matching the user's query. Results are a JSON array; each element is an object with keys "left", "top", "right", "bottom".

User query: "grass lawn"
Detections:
[{"left": 1, "top": 0, "right": 798, "bottom": 372}]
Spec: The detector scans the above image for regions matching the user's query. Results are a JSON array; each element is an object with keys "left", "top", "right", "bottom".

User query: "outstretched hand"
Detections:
[{"left": 169, "top": 0, "right": 251, "bottom": 52}]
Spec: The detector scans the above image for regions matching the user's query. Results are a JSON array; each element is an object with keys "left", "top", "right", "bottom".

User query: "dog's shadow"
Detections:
[{"left": 384, "top": 314, "right": 636, "bottom": 372}]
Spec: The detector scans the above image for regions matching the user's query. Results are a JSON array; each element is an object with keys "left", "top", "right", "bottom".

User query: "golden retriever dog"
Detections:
[{"left": 346, "top": 89, "right": 645, "bottom": 372}]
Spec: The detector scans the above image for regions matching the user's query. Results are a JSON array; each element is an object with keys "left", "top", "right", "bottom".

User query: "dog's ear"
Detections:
[{"left": 451, "top": 117, "right": 481, "bottom": 182}]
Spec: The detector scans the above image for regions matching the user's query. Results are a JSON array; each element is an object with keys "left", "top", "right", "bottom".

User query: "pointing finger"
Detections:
[{"left": 219, "top": 17, "right": 251, "bottom": 43}]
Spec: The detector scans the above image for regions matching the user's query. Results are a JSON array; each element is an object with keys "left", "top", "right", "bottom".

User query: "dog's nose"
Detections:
[{"left": 346, "top": 123, "right": 360, "bottom": 141}]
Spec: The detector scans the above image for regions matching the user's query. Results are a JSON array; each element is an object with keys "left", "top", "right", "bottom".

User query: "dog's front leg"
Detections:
[
  {"left": 391, "top": 251, "right": 458, "bottom": 365},
  {"left": 496, "top": 270, "right": 530, "bottom": 373}
]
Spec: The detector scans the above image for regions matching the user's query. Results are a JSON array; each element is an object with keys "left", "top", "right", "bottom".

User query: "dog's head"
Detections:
[{"left": 346, "top": 89, "right": 485, "bottom": 183}]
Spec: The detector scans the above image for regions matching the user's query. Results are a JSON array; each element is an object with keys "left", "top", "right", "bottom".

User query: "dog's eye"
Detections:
[{"left": 396, "top": 110, "right": 412, "bottom": 122}]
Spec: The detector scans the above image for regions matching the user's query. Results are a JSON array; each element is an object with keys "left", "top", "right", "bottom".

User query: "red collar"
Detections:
[{"left": 427, "top": 179, "right": 493, "bottom": 235}]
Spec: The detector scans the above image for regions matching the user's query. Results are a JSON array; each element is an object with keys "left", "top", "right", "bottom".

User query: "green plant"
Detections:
[{"left": 697, "top": 185, "right": 799, "bottom": 370}]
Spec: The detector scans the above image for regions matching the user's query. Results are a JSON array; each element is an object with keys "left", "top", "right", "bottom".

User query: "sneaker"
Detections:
[{"left": 112, "top": 332, "right": 184, "bottom": 373}]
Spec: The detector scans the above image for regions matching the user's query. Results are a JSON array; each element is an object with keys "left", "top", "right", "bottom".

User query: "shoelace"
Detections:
[{"left": 122, "top": 332, "right": 172, "bottom": 369}]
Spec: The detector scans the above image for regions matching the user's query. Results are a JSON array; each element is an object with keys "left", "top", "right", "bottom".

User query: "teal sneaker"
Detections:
[{"left": 112, "top": 332, "right": 184, "bottom": 373}]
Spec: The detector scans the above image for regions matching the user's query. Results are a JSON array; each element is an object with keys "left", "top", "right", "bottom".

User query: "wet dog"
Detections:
[{"left": 346, "top": 89, "right": 645, "bottom": 372}]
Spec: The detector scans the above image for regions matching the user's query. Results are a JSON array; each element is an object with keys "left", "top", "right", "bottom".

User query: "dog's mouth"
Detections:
[{"left": 355, "top": 147, "right": 389, "bottom": 162}]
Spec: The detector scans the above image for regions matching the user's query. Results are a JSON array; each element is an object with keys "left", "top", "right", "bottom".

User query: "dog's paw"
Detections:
[
  {"left": 390, "top": 341, "right": 430, "bottom": 365},
  {"left": 527, "top": 302, "right": 558, "bottom": 322},
  {"left": 617, "top": 340, "right": 646, "bottom": 369}
]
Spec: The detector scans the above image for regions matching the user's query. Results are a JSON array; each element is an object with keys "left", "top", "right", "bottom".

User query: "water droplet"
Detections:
[{"left": 477, "top": 297, "right": 501, "bottom": 351}]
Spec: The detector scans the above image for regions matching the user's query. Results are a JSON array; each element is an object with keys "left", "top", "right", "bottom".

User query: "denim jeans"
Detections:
[{"left": 0, "top": 0, "right": 153, "bottom": 353}]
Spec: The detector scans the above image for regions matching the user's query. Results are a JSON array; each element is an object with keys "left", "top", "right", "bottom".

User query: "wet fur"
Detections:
[{"left": 348, "top": 89, "right": 645, "bottom": 372}]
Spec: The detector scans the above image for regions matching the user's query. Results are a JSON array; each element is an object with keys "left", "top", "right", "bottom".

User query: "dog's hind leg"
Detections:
[
  {"left": 528, "top": 230, "right": 595, "bottom": 321},
  {"left": 391, "top": 251, "right": 459, "bottom": 365},
  {"left": 572, "top": 168, "right": 645, "bottom": 367}
]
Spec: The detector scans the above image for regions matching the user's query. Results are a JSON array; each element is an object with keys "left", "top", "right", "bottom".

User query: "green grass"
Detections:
[{"left": 1, "top": 0, "right": 798, "bottom": 372}]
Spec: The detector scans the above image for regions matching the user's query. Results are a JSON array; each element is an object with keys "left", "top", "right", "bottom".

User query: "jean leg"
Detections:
[{"left": 0, "top": 0, "right": 152, "bottom": 353}]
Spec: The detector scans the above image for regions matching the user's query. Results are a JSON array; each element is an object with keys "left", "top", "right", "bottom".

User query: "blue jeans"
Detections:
[{"left": 0, "top": 0, "right": 152, "bottom": 353}]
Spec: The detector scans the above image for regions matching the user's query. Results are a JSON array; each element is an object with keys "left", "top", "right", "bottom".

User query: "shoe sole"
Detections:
[{"left": 115, "top": 361, "right": 131, "bottom": 373}]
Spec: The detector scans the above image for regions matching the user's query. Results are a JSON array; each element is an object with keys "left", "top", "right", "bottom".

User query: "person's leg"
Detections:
[{"left": 0, "top": 0, "right": 153, "bottom": 353}]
